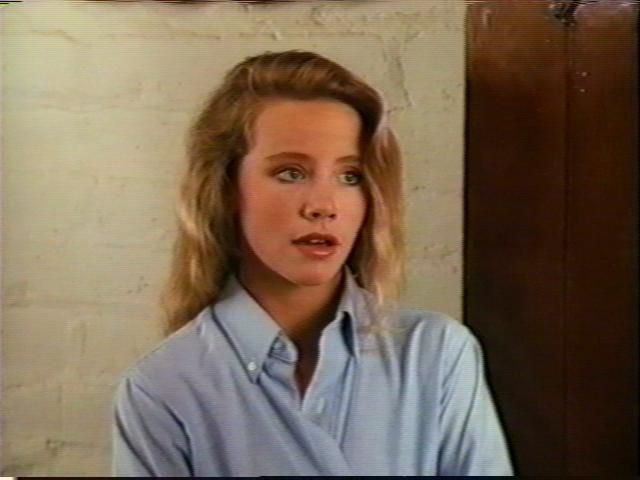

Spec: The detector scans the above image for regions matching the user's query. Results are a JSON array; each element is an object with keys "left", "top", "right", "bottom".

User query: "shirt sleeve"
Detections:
[
  {"left": 111, "top": 373, "right": 192, "bottom": 477},
  {"left": 437, "top": 326, "right": 514, "bottom": 476}
]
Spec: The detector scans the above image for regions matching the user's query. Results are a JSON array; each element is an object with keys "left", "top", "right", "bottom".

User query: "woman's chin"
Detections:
[{"left": 282, "top": 266, "right": 342, "bottom": 287}]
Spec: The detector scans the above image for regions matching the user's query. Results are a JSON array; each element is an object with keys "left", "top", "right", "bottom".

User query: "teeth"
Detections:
[
  {"left": 295, "top": 237, "right": 334, "bottom": 245},
  {"left": 297, "top": 239, "right": 329, "bottom": 245}
]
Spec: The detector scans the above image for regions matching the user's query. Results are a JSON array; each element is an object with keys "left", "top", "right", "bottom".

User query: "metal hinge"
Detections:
[{"left": 550, "top": 0, "right": 599, "bottom": 26}]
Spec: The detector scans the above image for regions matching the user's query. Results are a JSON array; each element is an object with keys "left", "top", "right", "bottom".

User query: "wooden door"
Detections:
[{"left": 465, "top": 0, "right": 638, "bottom": 475}]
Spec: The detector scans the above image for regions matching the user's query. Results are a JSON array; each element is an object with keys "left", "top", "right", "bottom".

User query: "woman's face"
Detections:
[{"left": 235, "top": 99, "right": 367, "bottom": 288}]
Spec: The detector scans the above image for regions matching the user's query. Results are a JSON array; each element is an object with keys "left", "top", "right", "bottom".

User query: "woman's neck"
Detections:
[{"left": 237, "top": 265, "right": 344, "bottom": 349}]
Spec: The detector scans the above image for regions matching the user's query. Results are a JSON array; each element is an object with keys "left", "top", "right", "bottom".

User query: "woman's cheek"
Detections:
[
  {"left": 259, "top": 187, "right": 294, "bottom": 225},
  {"left": 342, "top": 190, "right": 367, "bottom": 221}
]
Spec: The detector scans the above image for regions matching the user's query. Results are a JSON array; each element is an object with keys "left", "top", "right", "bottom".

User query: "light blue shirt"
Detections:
[{"left": 112, "top": 267, "right": 513, "bottom": 476}]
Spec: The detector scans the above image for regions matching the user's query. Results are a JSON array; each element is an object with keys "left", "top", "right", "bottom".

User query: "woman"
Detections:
[{"left": 111, "top": 50, "right": 513, "bottom": 476}]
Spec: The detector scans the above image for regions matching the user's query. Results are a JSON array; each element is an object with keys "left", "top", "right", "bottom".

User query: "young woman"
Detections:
[{"left": 112, "top": 50, "right": 513, "bottom": 476}]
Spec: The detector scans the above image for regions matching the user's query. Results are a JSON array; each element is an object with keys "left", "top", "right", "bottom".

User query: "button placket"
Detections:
[
  {"left": 271, "top": 336, "right": 294, "bottom": 363},
  {"left": 305, "top": 397, "right": 326, "bottom": 425}
]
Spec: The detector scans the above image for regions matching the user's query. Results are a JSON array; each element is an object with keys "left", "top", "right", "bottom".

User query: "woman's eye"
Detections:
[
  {"left": 275, "top": 168, "right": 363, "bottom": 185},
  {"left": 276, "top": 168, "right": 305, "bottom": 182},
  {"left": 341, "top": 171, "right": 364, "bottom": 186}
]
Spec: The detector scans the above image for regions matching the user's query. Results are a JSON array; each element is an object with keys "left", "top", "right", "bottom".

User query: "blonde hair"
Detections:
[{"left": 160, "top": 50, "right": 406, "bottom": 337}]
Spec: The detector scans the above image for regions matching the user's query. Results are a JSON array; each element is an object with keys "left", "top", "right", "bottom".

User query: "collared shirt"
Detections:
[{"left": 111, "top": 267, "right": 513, "bottom": 476}]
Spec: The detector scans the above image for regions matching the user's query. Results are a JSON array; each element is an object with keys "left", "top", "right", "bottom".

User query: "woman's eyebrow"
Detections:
[{"left": 265, "top": 152, "right": 361, "bottom": 163}]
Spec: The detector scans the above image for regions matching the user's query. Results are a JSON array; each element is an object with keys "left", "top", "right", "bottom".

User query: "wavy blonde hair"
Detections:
[{"left": 159, "top": 50, "right": 406, "bottom": 338}]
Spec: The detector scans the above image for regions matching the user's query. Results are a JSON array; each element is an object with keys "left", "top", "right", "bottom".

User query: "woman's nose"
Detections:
[
  {"left": 301, "top": 181, "right": 338, "bottom": 221},
  {"left": 303, "top": 206, "right": 337, "bottom": 221}
]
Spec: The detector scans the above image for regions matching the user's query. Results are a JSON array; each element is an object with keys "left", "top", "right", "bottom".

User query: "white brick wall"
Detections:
[{"left": 1, "top": 0, "right": 465, "bottom": 475}]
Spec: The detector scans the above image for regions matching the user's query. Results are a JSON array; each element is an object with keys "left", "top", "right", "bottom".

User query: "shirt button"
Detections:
[{"left": 247, "top": 361, "right": 257, "bottom": 372}]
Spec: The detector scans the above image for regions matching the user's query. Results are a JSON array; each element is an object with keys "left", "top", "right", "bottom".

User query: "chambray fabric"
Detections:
[{"left": 111, "top": 267, "right": 513, "bottom": 476}]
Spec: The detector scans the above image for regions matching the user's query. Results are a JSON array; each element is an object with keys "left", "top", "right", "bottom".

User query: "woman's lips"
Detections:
[{"left": 292, "top": 242, "right": 338, "bottom": 259}]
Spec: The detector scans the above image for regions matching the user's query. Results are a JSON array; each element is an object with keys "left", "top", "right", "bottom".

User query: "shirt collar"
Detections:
[{"left": 211, "top": 265, "right": 366, "bottom": 383}]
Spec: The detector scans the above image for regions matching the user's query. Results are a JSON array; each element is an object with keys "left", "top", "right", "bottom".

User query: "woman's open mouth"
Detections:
[
  {"left": 291, "top": 233, "right": 340, "bottom": 260},
  {"left": 292, "top": 241, "right": 338, "bottom": 259}
]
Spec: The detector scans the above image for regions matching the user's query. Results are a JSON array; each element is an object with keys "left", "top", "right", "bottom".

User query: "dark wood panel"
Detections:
[
  {"left": 466, "top": 0, "right": 638, "bottom": 475},
  {"left": 465, "top": 1, "right": 568, "bottom": 474},
  {"left": 564, "top": 1, "right": 638, "bottom": 474}
]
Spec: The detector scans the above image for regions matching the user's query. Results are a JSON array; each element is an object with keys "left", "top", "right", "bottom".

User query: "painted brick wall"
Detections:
[{"left": 1, "top": 0, "right": 465, "bottom": 475}]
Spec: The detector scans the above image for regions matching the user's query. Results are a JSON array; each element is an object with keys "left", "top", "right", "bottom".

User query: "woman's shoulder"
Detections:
[
  {"left": 381, "top": 307, "right": 480, "bottom": 362},
  {"left": 115, "top": 307, "right": 213, "bottom": 390},
  {"left": 395, "top": 307, "right": 474, "bottom": 341},
  {"left": 364, "top": 307, "right": 483, "bottom": 382}
]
